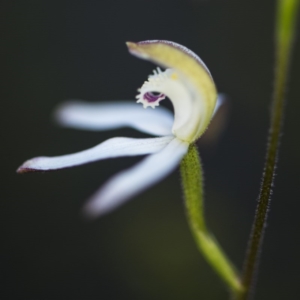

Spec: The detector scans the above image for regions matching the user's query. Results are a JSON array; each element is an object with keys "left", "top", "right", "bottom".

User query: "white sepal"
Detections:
[
  {"left": 17, "top": 136, "right": 174, "bottom": 172},
  {"left": 55, "top": 100, "right": 173, "bottom": 136},
  {"left": 84, "top": 138, "right": 189, "bottom": 217}
]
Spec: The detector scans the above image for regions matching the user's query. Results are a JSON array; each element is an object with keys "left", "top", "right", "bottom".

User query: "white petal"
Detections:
[
  {"left": 54, "top": 100, "right": 173, "bottom": 136},
  {"left": 213, "top": 93, "right": 225, "bottom": 117},
  {"left": 84, "top": 138, "right": 189, "bottom": 217},
  {"left": 17, "top": 136, "right": 173, "bottom": 173}
]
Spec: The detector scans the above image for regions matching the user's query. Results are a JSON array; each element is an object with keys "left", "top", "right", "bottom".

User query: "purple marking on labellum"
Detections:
[{"left": 143, "top": 92, "right": 166, "bottom": 103}]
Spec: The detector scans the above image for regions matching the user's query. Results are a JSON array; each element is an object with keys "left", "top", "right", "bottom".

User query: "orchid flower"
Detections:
[{"left": 17, "top": 40, "right": 219, "bottom": 217}]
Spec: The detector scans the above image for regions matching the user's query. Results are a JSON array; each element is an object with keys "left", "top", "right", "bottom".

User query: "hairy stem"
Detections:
[
  {"left": 180, "top": 144, "right": 243, "bottom": 294},
  {"left": 237, "top": 1, "right": 299, "bottom": 299}
]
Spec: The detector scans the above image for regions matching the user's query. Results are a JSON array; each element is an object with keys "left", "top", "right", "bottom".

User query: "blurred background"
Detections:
[{"left": 1, "top": 0, "right": 300, "bottom": 299}]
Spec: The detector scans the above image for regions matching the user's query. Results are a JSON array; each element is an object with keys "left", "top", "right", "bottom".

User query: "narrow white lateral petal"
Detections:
[
  {"left": 213, "top": 93, "right": 225, "bottom": 117},
  {"left": 17, "top": 136, "right": 173, "bottom": 173},
  {"left": 55, "top": 100, "right": 174, "bottom": 136},
  {"left": 84, "top": 138, "right": 189, "bottom": 217}
]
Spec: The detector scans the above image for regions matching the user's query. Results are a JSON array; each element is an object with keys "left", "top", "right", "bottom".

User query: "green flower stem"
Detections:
[
  {"left": 180, "top": 144, "right": 243, "bottom": 294},
  {"left": 237, "top": 1, "right": 299, "bottom": 299}
]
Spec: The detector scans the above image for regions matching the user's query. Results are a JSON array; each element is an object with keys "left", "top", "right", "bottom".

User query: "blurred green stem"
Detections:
[
  {"left": 180, "top": 144, "right": 243, "bottom": 294},
  {"left": 236, "top": 1, "right": 299, "bottom": 299}
]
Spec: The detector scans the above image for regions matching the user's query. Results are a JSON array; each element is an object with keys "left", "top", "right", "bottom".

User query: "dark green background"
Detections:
[{"left": 1, "top": 0, "right": 300, "bottom": 299}]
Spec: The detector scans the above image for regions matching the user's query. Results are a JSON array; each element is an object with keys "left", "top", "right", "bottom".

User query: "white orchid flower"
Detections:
[{"left": 17, "top": 40, "right": 219, "bottom": 217}]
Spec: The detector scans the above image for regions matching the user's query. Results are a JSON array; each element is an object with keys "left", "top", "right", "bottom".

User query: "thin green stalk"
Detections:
[
  {"left": 180, "top": 144, "right": 243, "bottom": 294},
  {"left": 237, "top": 1, "right": 299, "bottom": 299}
]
